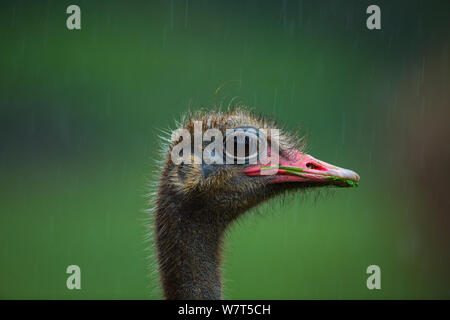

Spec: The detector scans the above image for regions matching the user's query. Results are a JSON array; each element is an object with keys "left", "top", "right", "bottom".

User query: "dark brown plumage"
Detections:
[{"left": 152, "top": 107, "right": 359, "bottom": 299}]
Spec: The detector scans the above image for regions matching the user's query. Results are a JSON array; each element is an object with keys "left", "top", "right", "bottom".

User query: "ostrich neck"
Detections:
[{"left": 155, "top": 202, "right": 227, "bottom": 299}]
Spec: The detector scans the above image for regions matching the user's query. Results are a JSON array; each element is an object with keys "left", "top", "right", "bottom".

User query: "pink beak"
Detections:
[{"left": 244, "top": 152, "right": 360, "bottom": 187}]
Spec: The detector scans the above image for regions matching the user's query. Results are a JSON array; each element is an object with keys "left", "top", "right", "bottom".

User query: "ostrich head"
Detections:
[{"left": 153, "top": 107, "right": 359, "bottom": 300}]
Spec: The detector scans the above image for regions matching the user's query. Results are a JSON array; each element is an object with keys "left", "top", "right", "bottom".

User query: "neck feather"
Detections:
[{"left": 155, "top": 201, "right": 226, "bottom": 299}]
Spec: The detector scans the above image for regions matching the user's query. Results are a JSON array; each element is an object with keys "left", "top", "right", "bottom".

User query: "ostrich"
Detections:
[{"left": 152, "top": 107, "right": 359, "bottom": 300}]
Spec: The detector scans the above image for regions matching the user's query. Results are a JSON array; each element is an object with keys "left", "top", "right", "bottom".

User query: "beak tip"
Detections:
[
  {"left": 346, "top": 171, "right": 360, "bottom": 187},
  {"left": 329, "top": 169, "right": 360, "bottom": 187}
]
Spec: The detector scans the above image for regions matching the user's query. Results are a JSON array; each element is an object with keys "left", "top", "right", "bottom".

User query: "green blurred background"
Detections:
[{"left": 1, "top": 0, "right": 449, "bottom": 299}]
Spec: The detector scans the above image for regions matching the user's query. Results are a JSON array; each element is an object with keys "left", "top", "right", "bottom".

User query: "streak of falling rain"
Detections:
[
  {"left": 184, "top": 0, "right": 189, "bottom": 29},
  {"left": 106, "top": 10, "right": 111, "bottom": 27},
  {"left": 170, "top": 0, "right": 174, "bottom": 30},
  {"left": 241, "top": 40, "right": 248, "bottom": 68},
  {"left": 33, "top": 259, "right": 40, "bottom": 295},
  {"left": 415, "top": 56, "right": 425, "bottom": 98},
  {"left": 280, "top": 0, "right": 287, "bottom": 31},
  {"left": 106, "top": 211, "right": 111, "bottom": 239},
  {"left": 49, "top": 215, "right": 55, "bottom": 243},
  {"left": 273, "top": 88, "right": 278, "bottom": 113},
  {"left": 283, "top": 211, "right": 288, "bottom": 250},
  {"left": 106, "top": 89, "right": 111, "bottom": 117},
  {"left": 305, "top": 203, "right": 313, "bottom": 234},
  {"left": 10, "top": 4, "right": 16, "bottom": 27},
  {"left": 115, "top": 279, "right": 122, "bottom": 297},
  {"left": 368, "top": 123, "right": 376, "bottom": 172},
  {"left": 122, "top": 160, "right": 128, "bottom": 179},
  {"left": 162, "top": 25, "right": 167, "bottom": 48},
  {"left": 239, "top": 69, "right": 243, "bottom": 90},
  {"left": 291, "top": 201, "right": 298, "bottom": 226},
  {"left": 290, "top": 80, "right": 295, "bottom": 106},
  {"left": 343, "top": 191, "right": 351, "bottom": 221},
  {"left": 298, "top": 0, "right": 303, "bottom": 27}
]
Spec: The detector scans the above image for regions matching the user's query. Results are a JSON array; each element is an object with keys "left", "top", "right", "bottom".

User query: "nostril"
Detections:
[{"left": 306, "top": 162, "right": 321, "bottom": 170}]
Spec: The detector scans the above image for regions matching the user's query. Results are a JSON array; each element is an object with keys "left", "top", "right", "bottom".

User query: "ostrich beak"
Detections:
[{"left": 244, "top": 152, "right": 360, "bottom": 187}]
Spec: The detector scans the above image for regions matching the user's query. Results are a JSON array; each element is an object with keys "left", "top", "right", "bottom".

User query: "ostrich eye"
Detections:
[{"left": 223, "top": 127, "right": 266, "bottom": 164}]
